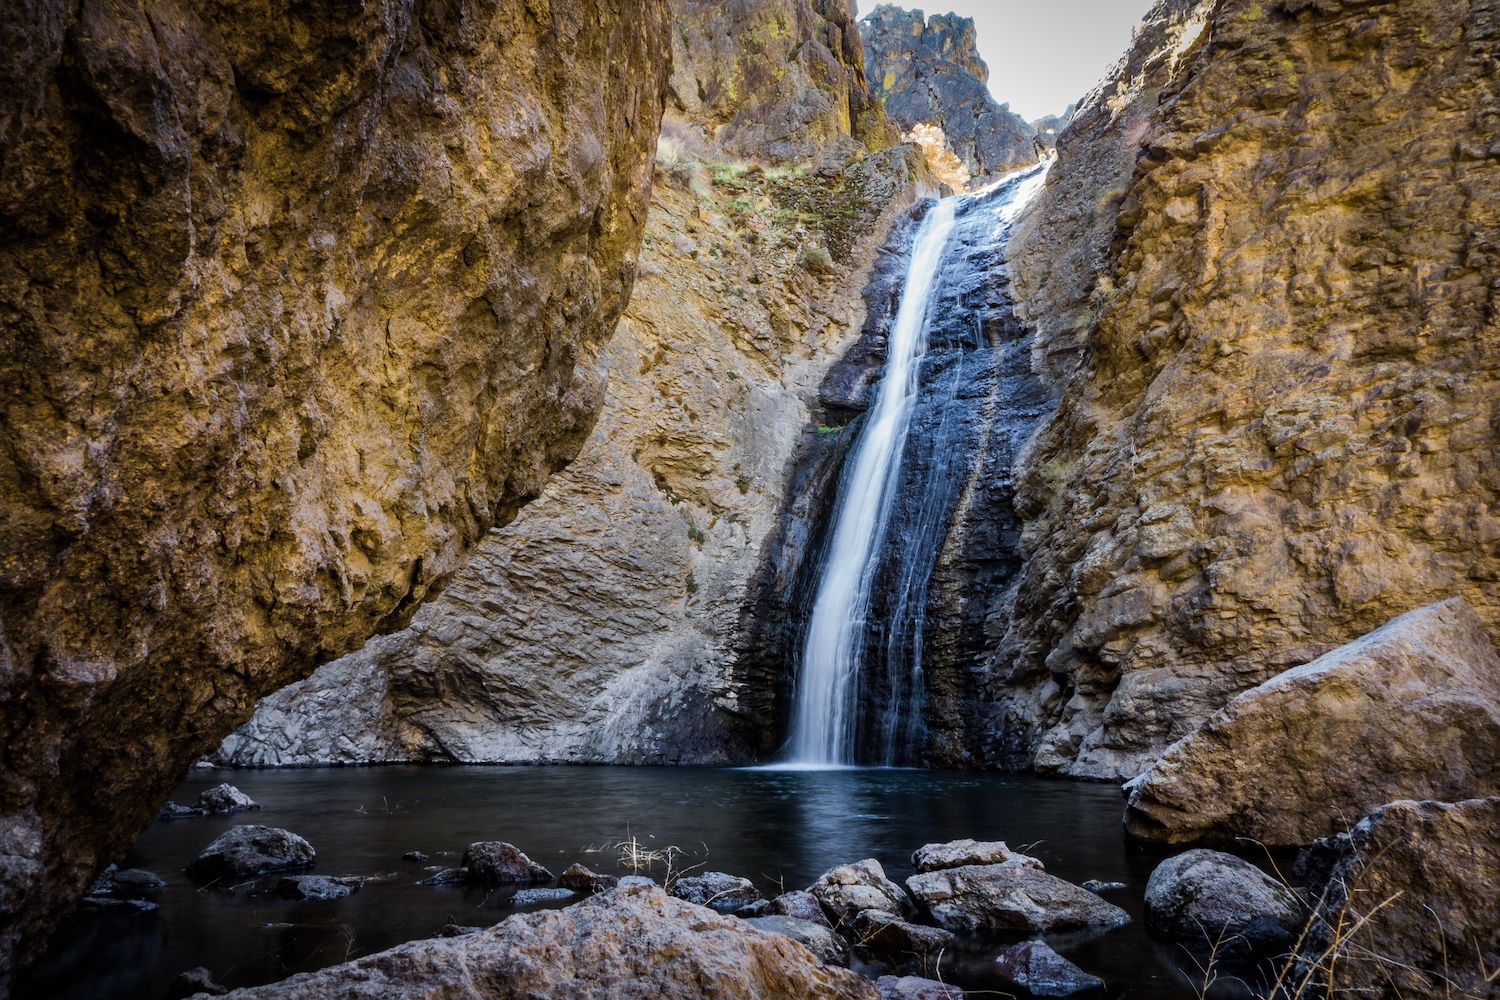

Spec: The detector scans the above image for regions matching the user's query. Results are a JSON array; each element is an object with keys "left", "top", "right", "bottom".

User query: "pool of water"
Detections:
[{"left": 18, "top": 766, "right": 1274, "bottom": 998}]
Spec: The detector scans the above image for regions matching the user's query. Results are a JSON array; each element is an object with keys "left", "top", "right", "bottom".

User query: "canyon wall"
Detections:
[
  {"left": 0, "top": 0, "right": 670, "bottom": 984},
  {"left": 990, "top": 0, "right": 1500, "bottom": 779},
  {"left": 860, "top": 5, "right": 1039, "bottom": 189}
]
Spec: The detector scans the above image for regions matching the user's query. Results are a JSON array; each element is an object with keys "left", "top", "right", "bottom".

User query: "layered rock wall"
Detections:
[
  {"left": 991, "top": 0, "right": 1500, "bottom": 779},
  {"left": 0, "top": 0, "right": 670, "bottom": 983}
]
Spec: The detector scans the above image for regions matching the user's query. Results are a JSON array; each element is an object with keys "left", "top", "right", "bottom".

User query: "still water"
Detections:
[{"left": 19, "top": 766, "right": 1255, "bottom": 998}]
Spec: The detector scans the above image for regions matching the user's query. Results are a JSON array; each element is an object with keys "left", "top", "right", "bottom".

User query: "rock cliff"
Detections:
[
  {"left": 860, "top": 5, "right": 1039, "bottom": 189},
  {"left": 991, "top": 0, "right": 1500, "bottom": 779},
  {"left": 0, "top": 0, "right": 670, "bottom": 985},
  {"left": 217, "top": 140, "right": 941, "bottom": 765}
]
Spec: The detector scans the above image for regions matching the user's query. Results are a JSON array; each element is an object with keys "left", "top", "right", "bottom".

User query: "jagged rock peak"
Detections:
[{"left": 860, "top": 4, "right": 1038, "bottom": 188}]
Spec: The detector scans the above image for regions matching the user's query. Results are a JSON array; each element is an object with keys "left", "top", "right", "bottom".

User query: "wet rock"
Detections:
[
  {"left": 1126, "top": 600, "right": 1500, "bottom": 846},
  {"left": 874, "top": 976, "right": 963, "bottom": 1000},
  {"left": 911, "top": 839, "right": 1043, "bottom": 873},
  {"left": 402, "top": 852, "right": 428, "bottom": 863},
  {"left": 771, "top": 890, "right": 832, "bottom": 928},
  {"left": 850, "top": 910, "right": 954, "bottom": 954},
  {"left": 510, "top": 887, "right": 577, "bottom": 906},
  {"left": 810, "top": 859, "right": 915, "bottom": 924},
  {"left": 277, "top": 876, "right": 364, "bottom": 901},
  {"left": 418, "top": 868, "right": 468, "bottom": 886},
  {"left": 1144, "top": 850, "right": 1302, "bottom": 958},
  {"left": 77, "top": 897, "right": 157, "bottom": 914},
  {"left": 1079, "top": 880, "right": 1125, "bottom": 894},
  {"left": 194, "top": 784, "right": 260, "bottom": 815},
  {"left": 88, "top": 865, "right": 165, "bottom": 894},
  {"left": 165, "top": 967, "right": 230, "bottom": 999},
  {"left": 1298, "top": 797, "right": 1500, "bottom": 998},
  {"left": 557, "top": 864, "right": 619, "bottom": 894},
  {"left": 995, "top": 940, "right": 1103, "bottom": 997},
  {"left": 460, "top": 843, "right": 553, "bottom": 885},
  {"left": 744, "top": 915, "right": 851, "bottom": 966},
  {"left": 158, "top": 803, "right": 204, "bottom": 821},
  {"left": 204, "top": 884, "right": 879, "bottom": 998},
  {"left": 186, "top": 827, "right": 315, "bottom": 880},
  {"left": 905, "top": 865, "right": 1129, "bottom": 931},
  {"left": 669, "top": 872, "right": 764, "bottom": 915},
  {"left": 735, "top": 898, "right": 773, "bottom": 917}
]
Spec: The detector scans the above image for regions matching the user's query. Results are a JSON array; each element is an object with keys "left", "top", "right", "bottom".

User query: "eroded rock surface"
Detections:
[
  {"left": 992, "top": 0, "right": 1500, "bottom": 779},
  {"left": 209, "top": 883, "right": 880, "bottom": 999},
  {"left": 0, "top": 0, "right": 671, "bottom": 983},
  {"left": 861, "top": 5, "right": 1038, "bottom": 188},
  {"left": 1125, "top": 599, "right": 1500, "bottom": 846}
]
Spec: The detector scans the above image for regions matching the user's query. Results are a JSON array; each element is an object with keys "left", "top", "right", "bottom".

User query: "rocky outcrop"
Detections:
[
  {"left": 215, "top": 141, "right": 941, "bottom": 766},
  {"left": 861, "top": 5, "right": 1038, "bottom": 189},
  {"left": 209, "top": 883, "right": 880, "bottom": 999},
  {"left": 988, "top": 0, "right": 1500, "bottom": 779},
  {"left": 1125, "top": 599, "right": 1500, "bottom": 846},
  {"left": 1299, "top": 797, "right": 1500, "bottom": 999},
  {"left": 668, "top": 0, "right": 898, "bottom": 164},
  {"left": 0, "top": 0, "right": 671, "bottom": 983},
  {"left": 1143, "top": 849, "right": 1303, "bottom": 959}
]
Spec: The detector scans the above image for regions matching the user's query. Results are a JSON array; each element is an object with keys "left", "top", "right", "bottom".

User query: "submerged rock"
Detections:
[
  {"left": 995, "top": 940, "right": 1103, "bottom": 997},
  {"left": 1298, "top": 797, "right": 1500, "bottom": 998},
  {"left": 206, "top": 884, "right": 879, "bottom": 999},
  {"left": 911, "top": 839, "right": 1042, "bottom": 873},
  {"left": 1126, "top": 600, "right": 1500, "bottom": 846},
  {"left": 277, "top": 876, "right": 364, "bottom": 901},
  {"left": 1144, "top": 850, "right": 1303, "bottom": 958},
  {"left": 195, "top": 784, "right": 261, "bottom": 815},
  {"left": 850, "top": 910, "right": 954, "bottom": 954},
  {"left": 771, "top": 890, "right": 832, "bottom": 928},
  {"left": 186, "top": 827, "right": 315, "bottom": 880},
  {"left": 810, "top": 859, "right": 915, "bottom": 924},
  {"left": 557, "top": 864, "right": 619, "bottom": 894},
  {"left": 874, "top": 976, "right": 963, "bottom": 1000},
  {"left": 165, "top": 968, "right": 230, "bottom": 999},
  {"left": 669, "top": 872, "right": 763, "bottom": 915},
  {"left": 460, "top": 843, "right": 553, "bottom": 885},
  {"left": 743, "top": 915, "right": 851, "bottom": 966},
  {"left": 905, "top": 865, "right": 1128, "bottom": 931}
]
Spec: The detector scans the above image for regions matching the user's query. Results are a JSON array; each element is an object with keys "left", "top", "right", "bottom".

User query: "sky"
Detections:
[{"left": 853, "top": 0, "right": 1160, "bottom": 122}]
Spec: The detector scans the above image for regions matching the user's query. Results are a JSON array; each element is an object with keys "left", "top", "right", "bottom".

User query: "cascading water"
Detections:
[{"left": 785, "top": 167, "right": 1049, "bottom": 767}]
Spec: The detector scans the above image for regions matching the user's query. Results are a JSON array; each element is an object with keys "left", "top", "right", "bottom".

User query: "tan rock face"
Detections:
[
  {"left": 1125, "top": 599, "right": 1500, "bottom": 846},
  {"left": 0, "top": 0, "right": 670, "bottom": 983},
  {"left": 210, "top": 883, "right": 881, "bottom": 999},
  {"left": 216, "top": 146, "right": 942, "bottom": 766},
  {"left": 993, "top": 0, "right": 1500, "bottom": 779}
]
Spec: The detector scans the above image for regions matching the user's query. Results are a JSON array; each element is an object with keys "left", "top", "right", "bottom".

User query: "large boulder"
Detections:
[
  {"left": 905, "top": 865, "right": 1128, "bottom": 931},
  {"left": 809, "top": 859, "right": 914, "bottom": 924},
  {"left": 1143, "top": 849, "right": 1303, "bottom": 959},
  {"left": 1126, "top": 599, "right": 1500, "bottom": 846},
  {"left": 995, "top": 941, "right": 1103, "bottom": 997},
  {"left": 911, "top": 839, "right": 1042, "bottom": 873},
  {"left": 0, "top": 0, "right": 672, "bottom": 984},
  {"left": 461, "top": 843, "right": 553, "bottom": 885},
  {"left": 206, "top": 883, "right": 880, "bottom": 999},
  {"left": 1298, "top": 797, "right": 1500, "bottom": 999},
  {"left": 186, "top": 827, "right": 315, "bottom": 880}
]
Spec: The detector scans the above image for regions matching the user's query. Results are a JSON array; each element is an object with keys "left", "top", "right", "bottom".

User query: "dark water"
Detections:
[{"left": 19, "top": 766, "right": 1267, "bottom": 999}]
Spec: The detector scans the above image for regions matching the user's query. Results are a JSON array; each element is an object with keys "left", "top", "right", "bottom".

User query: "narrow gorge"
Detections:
[{"left": 3, "top": 0, "right": 1498, "bottom": 998}]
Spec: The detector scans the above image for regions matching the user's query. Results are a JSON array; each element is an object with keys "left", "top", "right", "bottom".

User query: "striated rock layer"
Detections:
[
  {"left": 860, "top": 5, "right": 1039, "bottom": 189},
  {"left": 989, "top": 0, "right": 1500, "bottom": 779},
  {"left": 0, "top": 0, "right": 670, "bottom": 984}
]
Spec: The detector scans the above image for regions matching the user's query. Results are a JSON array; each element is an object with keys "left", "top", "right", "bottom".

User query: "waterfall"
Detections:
[{"left": 785, "top": 168, "right": 1048, "bottom": 768}]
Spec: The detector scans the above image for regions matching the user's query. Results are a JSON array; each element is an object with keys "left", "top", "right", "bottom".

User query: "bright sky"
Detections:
[{"left": 854, "top": 1, "right": 1160, "bottom": 122}]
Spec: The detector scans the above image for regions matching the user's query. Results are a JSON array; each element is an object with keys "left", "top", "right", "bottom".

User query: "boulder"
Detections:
[
  {"left": 1125, "top": 599, "right": 1500, "bottom": 846},
  {"left": 204, "top": 884, "right": 880, "bottom": 999},
  {"left": 557, "top": 864, "right": 619, "bottom": 894},
  {"left": 668, "top": 871, "right": 763, "bottom": 915},
  {"left": 743, "top": 915, "right": 851, "bottom": 966},
  {"left": 510, "top": 888, "right": 577, "bottom": 906},
  {"left": 995, "top": 940, "right": 1103, "bottom": 997},
  {"left": 874, "top": 976, "right": 963, "bottom": 1000},
  {"left": 87, "top": 865, "right": 165, "bottom": 894},
  {"left": 158, "top": 803, "right": 203, "bottom": 820},
  {"left": 850, "top": 910, "right": 954, "bottom": 954},
  {"left": 905, "top": 865, "right": 1129, "bottom": 931},
  {"left": 771, "top": 890, "right": 832, "bottom": 928},
  {"left": 810, "top": 859, "right": 915, "bottom": 924},
  {"left": 1144, "top": 850, "right": 1303, "bottom": 958},
  {"left": 1298, "top": 797, "right": 1500, "bottom": 998},
  {"left": 194, "top": 784, "right": 261, "bottom": 815},
  {"left": 460, "top": 843, "right": 553, "bottom": 885},
  {"left": 165, "top": 968, "right": 230, "bottom": 999},
  {"left": 277, "top": 876, "right": 364, "bottom": 901},
  {"left": 186, "top": 827, "right": 315, "bottom": 880},
  {"left": 910, "top": 839, "right": 1042, "bottom": 873}
]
